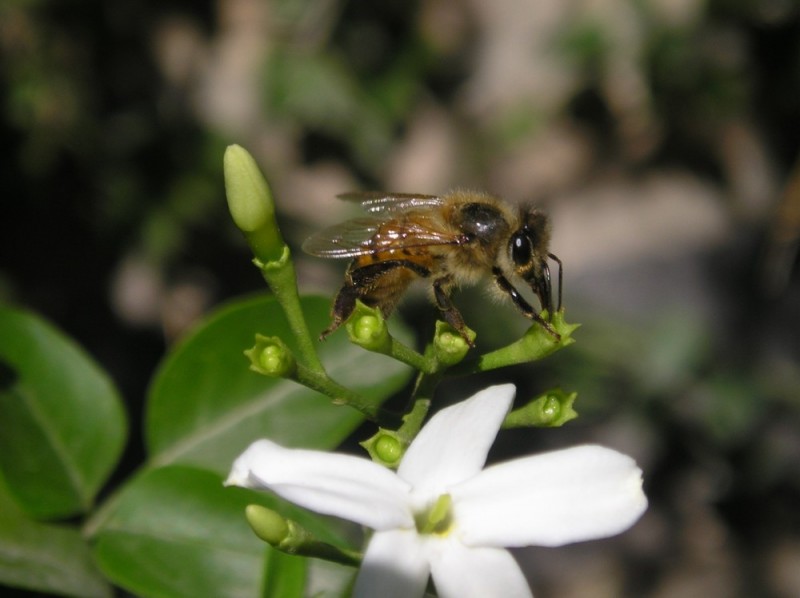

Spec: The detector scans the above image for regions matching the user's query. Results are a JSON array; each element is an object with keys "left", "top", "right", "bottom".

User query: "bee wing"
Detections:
[
  {"left": 302, "top": 217, "right": 385, "bottom": 258},
  {"left": 302, "top": 215, "right": 463, "bottom": 259},
  {"left": 336, "top": 191, "right": 445, "bottom": 214}
]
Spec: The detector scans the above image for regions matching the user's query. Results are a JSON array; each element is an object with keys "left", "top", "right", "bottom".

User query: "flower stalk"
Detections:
[
  {"left": 224, "top": 144, "right": 323, "bottom": 374},
  {"left": 502, "top": 389, "right": 578, "bottom": 428},
  {"left": 244, "top": 505, "right": 361, "bottom": 567},
  {"left": 243, "top": 333, "right": 398, "bottom": 423},
  {"left": 450, "top": 310, "right": 579, "bottom": 376},
  {"left": 361, "top": 397, "right": 431, "bottom": 467},
  {"left": 345, "top": 302, "right": 434, "bottom": 374}
]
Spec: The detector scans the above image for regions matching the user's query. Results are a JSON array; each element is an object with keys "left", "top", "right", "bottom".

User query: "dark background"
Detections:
[{"left": 2, "top": 0, "right": 799, "bottom": 596}]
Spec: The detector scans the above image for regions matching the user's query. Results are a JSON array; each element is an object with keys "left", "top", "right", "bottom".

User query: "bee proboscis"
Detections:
[{"left": 302, "top": 190, "right": 563, "bottom": 345}]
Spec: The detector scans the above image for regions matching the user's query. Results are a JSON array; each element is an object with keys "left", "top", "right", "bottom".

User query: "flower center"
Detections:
[{"left": 414, "top": 494, "right": 454, "bottom": 536}]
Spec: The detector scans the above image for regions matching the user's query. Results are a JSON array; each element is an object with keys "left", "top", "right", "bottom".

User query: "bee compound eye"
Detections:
[{"left": 510, "top": 232, "right": 532, "bottom": 266}]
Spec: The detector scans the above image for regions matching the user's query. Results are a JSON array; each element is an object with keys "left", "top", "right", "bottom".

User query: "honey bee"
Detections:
[{"left": 302, "top": 190, "right": 563, "bottom": 345}]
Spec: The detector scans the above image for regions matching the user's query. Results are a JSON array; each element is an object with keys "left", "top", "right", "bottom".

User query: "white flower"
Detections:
[{"left": 226, "top": 384, "right": 647, "bottom": 598}]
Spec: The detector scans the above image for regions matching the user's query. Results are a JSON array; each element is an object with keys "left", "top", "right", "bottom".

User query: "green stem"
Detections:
[
  {"left": 344, "top": 301, "right": 437, "bottom": 374},
  {"left": 386, "top": 338, "right": 435, "bottom": 374},
  {"left": 392, "top": 344, "right": 443, "bottom": 438},
  {"left": 294, "top": 364, "right": 399, "bottom": 425},
  {"left": 394, "top": 394, "right": 431, "bottom": 442},
  {"left": 291, "top": 539, "right": 362, "bottom": 568},
  {"left": 448, "top": 315, "right": 578, "bottom": 376},
  {"left": 255, "top": 250, "right": 324, "bottom": 374},
  {"left": 451, "top": 339, "right": 540, "bottom": 375},
  {"left": 247, "top": 505, "right": 362, "bottom": 567}
]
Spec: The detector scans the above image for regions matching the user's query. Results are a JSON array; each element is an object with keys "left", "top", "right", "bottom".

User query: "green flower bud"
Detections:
[
  {"left": 245, "top": 505, "right": 361, "bottom": 566},
  {"left": 346, "top": 301, "right": 390, "bottom": 352},
  {"left": 245, "top": 505, "right": 290, "bottom": 545},
  {"left": 433, "top": 320, "right": 474, "bottom": 366},
  {"left": 375, "top": 434, "right": 403, "bottom": 464},
  {"left": 503, "top": 389, "right": 578, "bottom": 428},
  {"left": 521, "top": 310, "right": 580, "bottom": 358},
  {"left": 245, "top": 334, "right": 296, "bottom": 377},
  {"left": 224, "top": 145, "right": 285, "bottom": 262},
  {"left": 361, "top": 429, "right": 407, "bottom": 468}
]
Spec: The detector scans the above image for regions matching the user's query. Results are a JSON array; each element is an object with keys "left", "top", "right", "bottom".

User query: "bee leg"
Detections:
[
  {"left": 492, "top": 268, "right": 561, "bottom": 341},
  {"left": 322, "top": 260, "right": 430, "bottom": 340},
  {"left": 547, "top": 253, "right": 563, "bottom": 311},
  {"left": 320, "top": 284, "right": 360, "bottom": 340},
  {"left": 432, "top": 276, "right": 475, "bottom": 347}
]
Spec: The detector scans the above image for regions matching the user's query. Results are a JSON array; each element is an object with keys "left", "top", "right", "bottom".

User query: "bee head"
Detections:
[{"left": 508, "top": 209, "right": 560, "bottom": 314}]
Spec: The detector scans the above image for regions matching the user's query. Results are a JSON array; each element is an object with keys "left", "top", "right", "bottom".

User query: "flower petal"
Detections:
[
  {"left": 398, "top": 384, "right": 516, "bottom": 495},
  {"left": 227, "top": 440, "right": 413, "bottom": 529},
  {"left": 428, "top": 538, "right": 532, "bottom": 598},
  {"left": 354, "top": 529, "right": 430, "bottom": 598},
  {"left": 452, "top": 444, "right": 647, "bottom": 547}
]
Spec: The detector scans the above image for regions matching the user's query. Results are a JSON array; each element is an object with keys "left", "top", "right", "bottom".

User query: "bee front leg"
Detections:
[
  {"left": 432, "top": 276, "right": 474, "bottom": 347},
  {"left": 492, "top": 268, "right": 561, "bottom": 341}
]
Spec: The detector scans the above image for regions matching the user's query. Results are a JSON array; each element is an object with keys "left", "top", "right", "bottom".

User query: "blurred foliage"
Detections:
[{"left": 1, "top": 0, "right": 800, "bottom": 596}]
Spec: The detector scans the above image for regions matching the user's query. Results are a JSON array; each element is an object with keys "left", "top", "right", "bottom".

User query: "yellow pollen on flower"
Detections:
[{"left": 414, "top": 494, "right": 454, "bottom": 536}]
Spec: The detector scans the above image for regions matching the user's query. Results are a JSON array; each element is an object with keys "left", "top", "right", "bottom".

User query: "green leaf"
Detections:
[
  {"left": 145, "top": 294, "right": 412, "bottom": 473},
  {"left": 93, "top": 466, "right": 266, "bottom": 598},
  {"left": 0, "top": 306, "right": 127, "bottom": 519},
  {"left": 0, "top": 474, "right": 111, "bottom": 597},
  {"left": 91, "top": 465, "right": 354, "bottom": 598}
]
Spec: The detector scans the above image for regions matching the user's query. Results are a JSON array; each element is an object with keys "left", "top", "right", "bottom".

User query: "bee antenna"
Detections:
[{"left": 548, "top": 253, "right": 563, "bottom": 311}]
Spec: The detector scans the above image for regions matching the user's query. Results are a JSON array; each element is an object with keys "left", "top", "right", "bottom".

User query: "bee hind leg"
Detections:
[
  {"left": 322, "top": 259, "right": 429, "bottom": 340},
  {"left": 320, "top": 284, "right": 360, "bottom": 340}
]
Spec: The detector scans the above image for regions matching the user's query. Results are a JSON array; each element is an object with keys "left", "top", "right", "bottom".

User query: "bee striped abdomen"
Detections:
[{"left": 352, "top": 219, "right": 440, "bottom": 271}]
